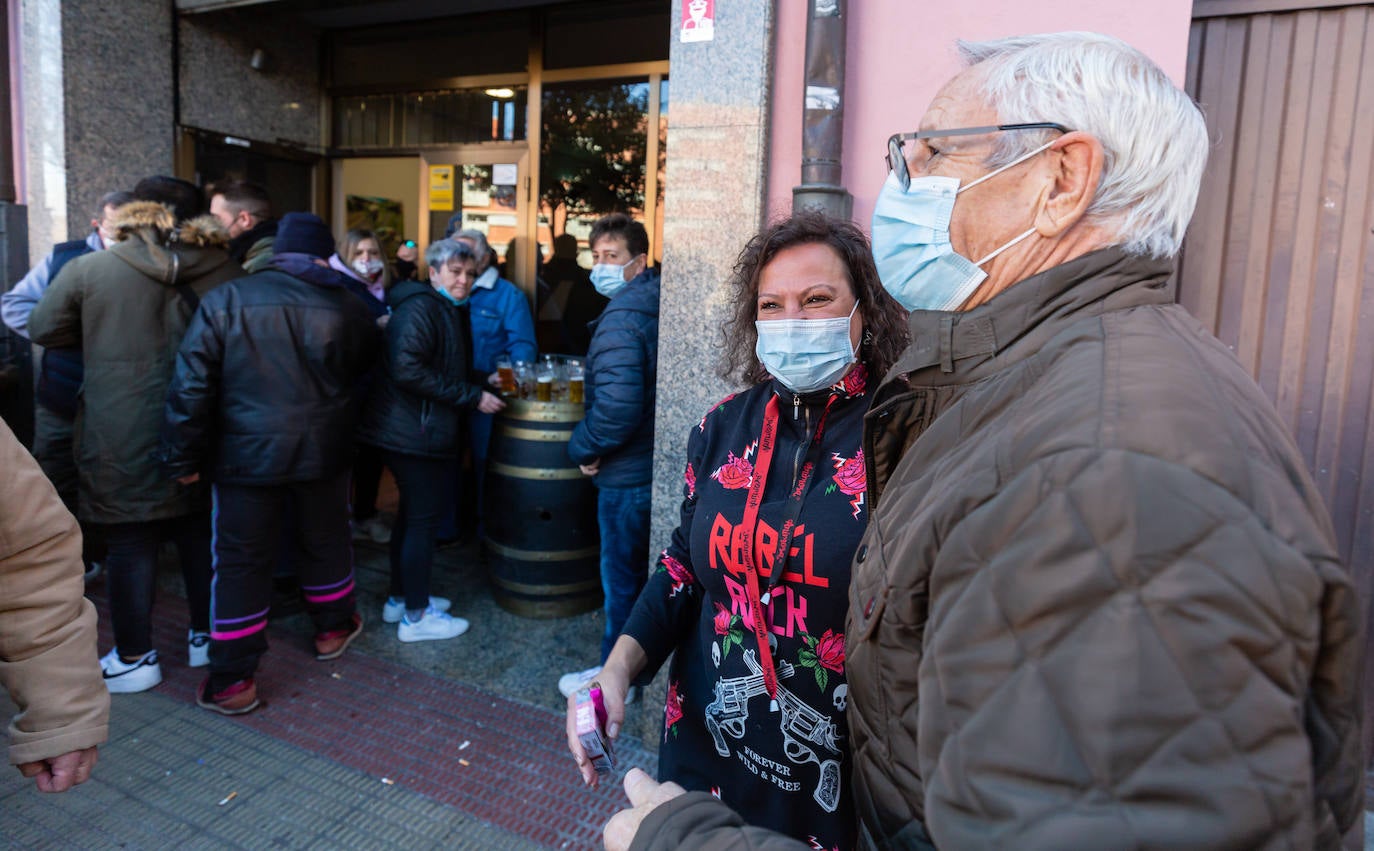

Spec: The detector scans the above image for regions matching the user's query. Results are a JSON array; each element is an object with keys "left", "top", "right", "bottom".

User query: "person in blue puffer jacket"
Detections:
[{"left": 558, "top": 213, "right": 660, "bottom": 700}]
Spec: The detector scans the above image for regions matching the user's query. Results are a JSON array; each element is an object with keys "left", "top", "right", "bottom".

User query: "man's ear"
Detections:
[{"left": 1035, "top": 131, "right": 1104, "bottom": 238}]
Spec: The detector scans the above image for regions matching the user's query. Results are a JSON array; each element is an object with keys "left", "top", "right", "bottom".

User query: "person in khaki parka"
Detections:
[{"left": 603, "top": 32, "right": 1363, "bottom": 851}]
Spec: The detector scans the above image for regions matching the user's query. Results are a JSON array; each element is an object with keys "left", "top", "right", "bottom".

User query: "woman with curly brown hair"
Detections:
[{"left": 565, "top": 210, "right": 908, "bottom": 850}]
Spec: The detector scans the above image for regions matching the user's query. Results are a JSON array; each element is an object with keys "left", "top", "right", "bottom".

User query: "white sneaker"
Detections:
[
  {"left": 101, "top": 648, "right": 163, "bottom": 693},
  {"left": 381, "top": 595, "right": 452, "bottom": 624},
  {"left": 188, "top": 630, "right": 210, "bottom": 668},
  {"left": 558, "top": 666, "right": 602, "bottom": 698},
  {"left": 397, "top": 607, "right": 469, "bottom": 643},
  {"left": 364, "top": 516, "right": 391, "bottom": 544}
]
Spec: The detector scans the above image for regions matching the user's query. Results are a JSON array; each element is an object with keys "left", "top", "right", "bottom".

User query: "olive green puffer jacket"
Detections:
[{"left": 29, "top": 201, "right": 238, "bottom": 524}]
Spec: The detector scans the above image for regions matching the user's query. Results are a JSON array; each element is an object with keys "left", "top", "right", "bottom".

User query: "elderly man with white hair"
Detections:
[{"left": 599, "top": 31, "right": 1363, "bottom": 851}]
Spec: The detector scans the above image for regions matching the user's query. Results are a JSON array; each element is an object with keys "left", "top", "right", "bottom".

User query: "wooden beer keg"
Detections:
[{"left": 483, "top": 397, "right": 601, "bottom": 617}]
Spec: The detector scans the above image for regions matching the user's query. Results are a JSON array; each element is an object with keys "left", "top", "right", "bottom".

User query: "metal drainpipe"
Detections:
[
  {"left": 0, "top": 0, "right": 15, "bottom": 204},
  {"left": 791, "top": 0, "right": 851, "bottom": 219}
]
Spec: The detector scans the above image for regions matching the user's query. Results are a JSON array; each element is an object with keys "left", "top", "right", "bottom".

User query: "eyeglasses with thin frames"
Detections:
[{"left": 885, "top": 123, "right": 1071, "bottom": 191}]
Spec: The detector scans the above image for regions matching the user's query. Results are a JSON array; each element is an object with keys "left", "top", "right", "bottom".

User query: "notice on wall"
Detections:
[
  {"left": 429, "top": 165, "right": 454, "bottom": 212},
  {"left": 492, "top": 164, "right": 518, "bottom": 186},
  {"left": 681, "top": 0, "right": 714, "bottom": 43}
]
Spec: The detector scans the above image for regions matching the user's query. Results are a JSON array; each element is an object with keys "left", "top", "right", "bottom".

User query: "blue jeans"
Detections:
[{"left": 597, "top": 484, "right": 652, "bottom": 662}]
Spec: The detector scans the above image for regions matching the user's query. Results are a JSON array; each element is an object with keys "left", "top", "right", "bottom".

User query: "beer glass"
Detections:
[
  {"left": 515, "top": 361, "right": 534, "bottom": 399},
  {"left": 496, "top": 355, "right": 518, "bottom": 397},
  {"left": 567, "top": 360, "right": 585, "bottom": 404},
  {"left": 535, "top": 361, "right": 554, "bottom": 402}
]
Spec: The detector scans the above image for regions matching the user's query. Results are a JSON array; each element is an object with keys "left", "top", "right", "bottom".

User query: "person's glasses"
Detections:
[{"left": 885, "top": 123, "right": 1070, "bottom": 191}]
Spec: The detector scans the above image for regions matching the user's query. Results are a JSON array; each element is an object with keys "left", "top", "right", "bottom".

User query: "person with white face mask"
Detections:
[
  {"left": 328, "top": 229, "right": 394, "bottom": 546},
  {"left": 564, "top": 211, "right": 909, "bottom": 851},
  {"left": 603, "top": 32, "right": 1361, "bottom": 851}
]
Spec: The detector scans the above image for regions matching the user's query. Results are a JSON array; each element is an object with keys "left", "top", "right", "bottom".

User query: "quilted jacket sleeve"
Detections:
[
  {"left": 918, "top": 446, "right": 1362, "bottom": 849},
  {"left": 567, "top": 306, "right": 649, "bottom": 465},
  {"left": 26, "top": 263, "right": 84, "bottom": 350},
  {"left": 389, "top": 299, "right": 484, "bottom": 410},
  {"left": 627, "top": 792, "right": 811, "bottom": 851},
  {"left": 159, "top": 295, "right": 225, "bottom": 480},
  {"left": 0, "top": 418, "right": 109, "bottom": 765}
]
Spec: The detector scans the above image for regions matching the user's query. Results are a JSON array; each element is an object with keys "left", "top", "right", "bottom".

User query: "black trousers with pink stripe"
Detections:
[{"left": 208, "top": 471, "right": 357, "bottom": 688}]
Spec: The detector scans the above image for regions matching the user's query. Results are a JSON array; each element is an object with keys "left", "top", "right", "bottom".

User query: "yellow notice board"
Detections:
[{"left": 429, "top": 165, "right": 454, "bottom": 212}]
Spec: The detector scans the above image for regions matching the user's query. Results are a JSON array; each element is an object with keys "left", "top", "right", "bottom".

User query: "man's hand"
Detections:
[
  {"left": 177, "top": 473, "right": 200, "bottom": 485},
  {"left": 477, "top": 391, "right": 507, "bottom": 414},
  {"left": 579, "top": 458, "right": 601, "bottom": 477},
  {"left": 17, "top": 747, "right": 98, "bottom": 793},
  {"left": 604, "top": 768, "right": 686, "bottom": 851}
]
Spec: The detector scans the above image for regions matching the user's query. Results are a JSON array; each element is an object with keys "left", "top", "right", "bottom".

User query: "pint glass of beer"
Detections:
[
  {"left": 567, "top": 359, "right": 585, "bottom": 404},
  {"left": 496, "top": 355, "right": 518, "bottom": 397},
  {"left": 535, "top": 362, "right": 555, "bottom": 402}
]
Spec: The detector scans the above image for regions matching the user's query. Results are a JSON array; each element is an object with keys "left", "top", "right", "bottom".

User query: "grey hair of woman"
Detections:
[{"left": 425, "top": 239, "right": 478, "bottom": 270}]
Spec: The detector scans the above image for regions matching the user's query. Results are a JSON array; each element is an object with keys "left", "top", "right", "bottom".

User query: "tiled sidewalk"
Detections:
[{"left": 1, "top": 547, "right": 659, "bottom": 850}]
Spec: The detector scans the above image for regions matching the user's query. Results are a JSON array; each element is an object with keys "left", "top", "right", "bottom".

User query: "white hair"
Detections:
[{"left": 958, "top": 32, "right": 1209, "bottom": 259}]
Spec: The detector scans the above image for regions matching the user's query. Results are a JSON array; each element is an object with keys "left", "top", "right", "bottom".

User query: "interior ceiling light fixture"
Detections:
[{"left": 484, "top": 88, "right": 516, "bottom": 99}]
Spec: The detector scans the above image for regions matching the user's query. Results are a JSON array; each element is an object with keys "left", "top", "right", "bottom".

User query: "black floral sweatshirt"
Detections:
[{"left": 622, "top": 364, "right": 871, "bottom": 851}]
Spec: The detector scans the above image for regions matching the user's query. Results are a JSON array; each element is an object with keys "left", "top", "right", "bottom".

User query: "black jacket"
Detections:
[
  {"left": 567, "top": 269, "right": 659, "bottom": 487},
  {"left": 159, "top": 260, "right": 380, "bottom": 485},
  {"left": 357, "top": 279, "right": 487, "bottom": 459}
]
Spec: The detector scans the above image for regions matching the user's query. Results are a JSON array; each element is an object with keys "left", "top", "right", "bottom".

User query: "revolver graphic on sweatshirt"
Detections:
[
  {"left": 741, "top": 650, "right": 843, "bottom": 813},
  {"left": 704, "top": 649, "right": 796, "bottom": 757}
]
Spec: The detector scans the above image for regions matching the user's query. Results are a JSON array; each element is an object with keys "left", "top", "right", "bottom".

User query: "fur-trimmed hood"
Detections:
[
  {"left": 110, "top": 201, "right": 230, "bottom": 248},
  {"left": 108, "top": 201, "right": 232, "bottom": 285}
]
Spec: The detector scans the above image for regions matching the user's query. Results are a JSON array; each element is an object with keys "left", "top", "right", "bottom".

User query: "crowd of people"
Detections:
[{"left": 0, "top": 28, "right": 1362, "bottom": 851}]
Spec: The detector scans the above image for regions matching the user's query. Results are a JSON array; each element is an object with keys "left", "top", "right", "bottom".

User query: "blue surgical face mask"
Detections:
[
  {"left": 433, "top": 282, "right": 469, "bottom": 307},
  {"left": 871, "top": 139, "right": 1056, "bottom": 312},
  {"left": 754, "top": 303, "right": 859, "bottom": 394},
  {"left": 590, "top": 263, "right": 631, "bottom": 299}
]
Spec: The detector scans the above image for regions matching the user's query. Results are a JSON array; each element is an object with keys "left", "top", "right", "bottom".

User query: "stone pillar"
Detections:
[
  {"left": 61, "top": 0, "right": 174, "bottom": 233},
  {"left": 18, "top": 0, "right": 67, "bottom": 264},
  {"left": 651, "top": 1, "right": 774, "bottom": 555}
]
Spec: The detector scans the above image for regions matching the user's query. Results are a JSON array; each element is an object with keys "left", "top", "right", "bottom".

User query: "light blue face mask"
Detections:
[
  {"left": 754, "top": 303, "right": 858, "bottom": 394},
  {"left": 590, "top": 263, "right": 631, "bottom": 299},
  {"left": 871, "top": 139, "right": 1057, "bottom": 312},
  {"left": 433, "top": 282, "right": 470, "bottom": 307}
]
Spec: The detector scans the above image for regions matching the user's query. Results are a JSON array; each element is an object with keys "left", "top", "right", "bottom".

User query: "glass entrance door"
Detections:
[{"left": 420, "top": 146, "right": 531, "bottom": 292}]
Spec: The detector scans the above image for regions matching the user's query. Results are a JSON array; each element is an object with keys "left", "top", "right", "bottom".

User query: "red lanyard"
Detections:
[{"left": 736, "top": 392, "right": 836, "bottom": 707}]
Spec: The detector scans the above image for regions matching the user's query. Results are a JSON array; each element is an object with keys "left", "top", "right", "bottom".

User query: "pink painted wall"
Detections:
[{"left": 765, "top": 1, "right": 1196, "bottom": 228}]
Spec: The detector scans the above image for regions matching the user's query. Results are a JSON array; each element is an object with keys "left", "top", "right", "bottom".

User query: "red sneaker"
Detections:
[
  {"left": 196, "top": 677, "right": 260, "bottom": 716},
  {"left": 315, "top": 613, "right": 364, "bottom": 660}
]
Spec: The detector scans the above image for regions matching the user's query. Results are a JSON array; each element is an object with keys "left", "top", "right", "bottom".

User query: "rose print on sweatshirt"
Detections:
[
  {"left": 659, "top": 552, "right": 695, "bottom": 598},
  {"left": 664, "top": 680, "right": 684, "bottom": 741},
  {"left": 798, "top": 629, "right": 845, "bottom": 691},
  {"left": 826, "top": 449, "right": 866, "bottom": 518},
  {"left": 713, "top": 602, "right": 744, "bottom": 659},
  {"left": 684, "top": 461, "right": 697, "bottom": 499},
  {"left": 711, "top": 451, "right": 754, "bottom": 490}
]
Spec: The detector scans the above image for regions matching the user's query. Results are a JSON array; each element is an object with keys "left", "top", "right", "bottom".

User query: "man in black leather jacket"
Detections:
[{"left": 159, "top": 212, "right": 380, "bottom": 716}]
